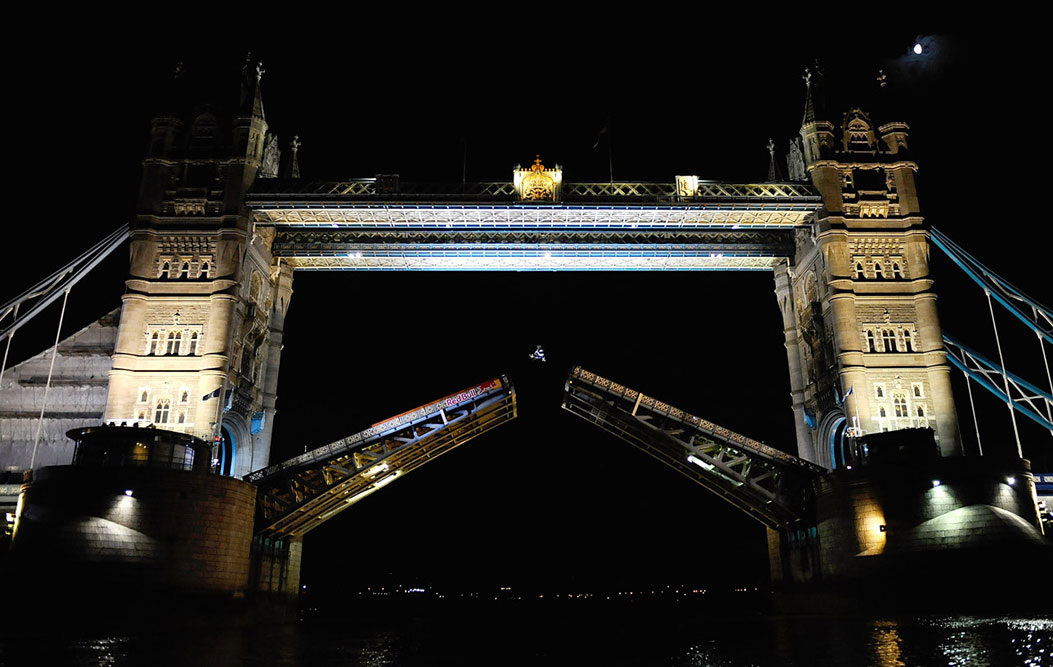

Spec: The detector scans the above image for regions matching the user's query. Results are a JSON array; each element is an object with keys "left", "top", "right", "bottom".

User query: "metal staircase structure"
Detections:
[
  {"left": 247, "top": 376, "right": 517, "bottom": 537},
  {"left": 562, "top": 366, "right": 823, "bottom": 529}
]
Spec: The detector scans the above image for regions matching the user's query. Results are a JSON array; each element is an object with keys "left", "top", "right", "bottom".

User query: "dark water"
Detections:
[{"left": 2, "top": 608, "right": 1050, "bottom": 666}]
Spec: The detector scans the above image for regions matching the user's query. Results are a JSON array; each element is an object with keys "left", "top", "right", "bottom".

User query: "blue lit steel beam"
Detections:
[
  {"left": 930, "top": 227, "right": 1052, "bottom": 344},
  {"left": 943, "top": 334, "right": 1053, "bottom": 433},
  {"left": 247, "top": 377, "right": 517, "bottom": 537}
]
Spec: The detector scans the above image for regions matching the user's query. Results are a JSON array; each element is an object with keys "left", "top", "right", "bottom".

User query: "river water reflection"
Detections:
[{"left": 2, "top": 610, "right": 1050, "bottom": 666}]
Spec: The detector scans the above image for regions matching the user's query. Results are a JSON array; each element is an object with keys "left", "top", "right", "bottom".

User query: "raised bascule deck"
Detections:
[
  {"left": 247, "top": 377, "right": 517, "bottom": 537},
  {"left": 563, "top": 366, "right": 824, "bottom": 529}
]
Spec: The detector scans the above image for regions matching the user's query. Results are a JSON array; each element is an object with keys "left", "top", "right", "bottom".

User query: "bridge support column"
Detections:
[{"left": 774, "top": 260, "right": 816, "bottom": 463}]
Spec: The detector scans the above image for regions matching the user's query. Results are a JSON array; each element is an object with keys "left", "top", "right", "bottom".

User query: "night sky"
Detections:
[{"left": 3, "top": 22, "right": 1048, "bottom": 591}]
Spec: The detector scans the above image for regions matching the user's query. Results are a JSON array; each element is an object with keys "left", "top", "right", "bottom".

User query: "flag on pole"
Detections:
[{"left": 202, "top": 387, "right": 221, "bottom": 401}]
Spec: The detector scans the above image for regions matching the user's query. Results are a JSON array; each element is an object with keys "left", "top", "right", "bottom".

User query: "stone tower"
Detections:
[
  {"left": 104, "top": 58, "right": 294, "bottom": 476},
  {"left": 775, "top": 70, "right": 961, "bottom": 467}
]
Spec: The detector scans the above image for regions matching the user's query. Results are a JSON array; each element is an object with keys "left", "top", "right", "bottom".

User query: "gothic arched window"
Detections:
[
  {"left": 893, "top": 395, "right": 907, "bottom": 418},
  {"left": 166, "top": 331, "right": 181, "bottom": 355},
  {"left": 148, "top": 332, "right": 160, "bottom": 355},
  {"left": 916, "top": 405, "right": 925, "bottom": 417},
  {"left": 855, "top": 262, "right": 865, "bottom": 279},
  {"left": 180, "top": 262, "right": 190, "bottom": 279},
  {"left": 866, "top": 330, "right": 876, "bottom": 353},
  {"left": 893, "top": 262, "right": 903, "bottom": 279},
  {"left": 180, "top": 390, "right": 189, "bottom": 404},
  {"left": 879, "top": 406, "right": 887, "bottom": 418},
  {"left": 155, "top": 399, "right": 170, "bottom": 424},
  {"left": 874, "top": 262, "right": 885, "bottom": 279},
  {"left": 188, "top": 332, "right": 199, "bottom": 355},
  {"left": 882, "top": 329, "right": 898, "bottom": 352},
  {"left": 199, "top": 262, "right": 210, "bottom": 278},
  {"left": 903, "top": 329, "right": 914, "bottom": 352}
]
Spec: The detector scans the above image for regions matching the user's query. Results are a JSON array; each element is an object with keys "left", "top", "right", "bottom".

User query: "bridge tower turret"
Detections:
[
  {"left": 776, "top": 72, "right": 961, "bottom": 467},
  {"left": 104, "top": 56, "right": 292, "bottom": 476}
]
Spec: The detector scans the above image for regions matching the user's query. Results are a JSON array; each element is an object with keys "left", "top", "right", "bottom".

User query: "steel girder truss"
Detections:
[
  {"left": 944, "top": 334, "right": 1053, "bottom": 433},
  {"left": 249, "top": 180, "right": 818, "bottom": 202},
  {"left": 247, "top": 377, "right": 517, "bottom": 537},
  {"left": 284, "top": 252, "right": 783, "bottom": 271},
  {"left": 562, "top": 367, "right": 822, "bottom": 529},
  {"left": 251, "top": 206, "right": 813, "bottom": 228}
]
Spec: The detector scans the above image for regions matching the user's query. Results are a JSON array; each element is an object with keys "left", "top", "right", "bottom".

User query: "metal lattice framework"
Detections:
[
  {"left": 247, "top": 377, "right": 517, "bottom": 537},
  {"left": 944, "top": 334, "right": 1053, "bottom": 433},
  {"left": 249, "top": 181, "right": 816, "bottom": 270},
  {"left": 252, "top": 206, "right": 813, "bottom": 228},
  {"left": 249, "top": 179, "right": 817, "bottom": 202},
  {"left": 562, "top": 367, "right": 822, "bottom": 529}
]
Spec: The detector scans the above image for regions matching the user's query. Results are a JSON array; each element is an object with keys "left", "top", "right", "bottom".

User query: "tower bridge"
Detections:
[{"left": 3, "top": 60, "right": 1051, "bottom": 621}]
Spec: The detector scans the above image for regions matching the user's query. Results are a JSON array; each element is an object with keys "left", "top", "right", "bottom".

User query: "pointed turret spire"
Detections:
[
  {"left": 802, "top": 67, "right": 816, "bottom": 127},
  {"left": 766, "top": 138, "right": 785, "bottom": 181},
  {"left": 240, "top": 52, "right": 266, "bottom": 122},
  {"left": 288, "top": 135, "right": 301, "bottom": 179}
]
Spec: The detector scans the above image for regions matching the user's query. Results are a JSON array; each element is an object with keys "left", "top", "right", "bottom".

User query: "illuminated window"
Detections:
[
  {"left": 882, "top": 329, "right": 898, "bottom": 352},
  {"left": 894, "top": 395, "right": 907, "bottom": 418},
  {"left": 155, "top": 399, "right": 170, "bottom": 424},
  {"left": 166, "top": 331, "right": 181, "bottom": 355}
]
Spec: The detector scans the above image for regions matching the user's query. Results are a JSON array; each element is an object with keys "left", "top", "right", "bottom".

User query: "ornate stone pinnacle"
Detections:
[
  {"left": 532, "top": 155, "right": 544, "bottom": 171},
  {"left": 767, "top": 138, "right": 776, "bottom": 156},
  {"left": 802, "top": 68, "right": 812, "bottom": 88},
  {"left": 291, "top": 135, "right": 301, "bottom": 152},
  {"left": 256, "top": 61, "right": 266, "bottom": 84},
  {"left": 173, "top": 61, "right": 184, "bottom": 80},
  {"left": 876, "top": 69, "right": 887, "bottom": 88}
]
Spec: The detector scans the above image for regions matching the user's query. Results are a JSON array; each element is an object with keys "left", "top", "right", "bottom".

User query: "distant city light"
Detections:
[
  {"left": 913, "top": 43, "right": 923, "bottom": 55},
  {"left": 932, "top": 480, "right": 941, "bottom": 487},
  {"left": 124, "top": 489, "right": 134, "bottom": 497}
]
